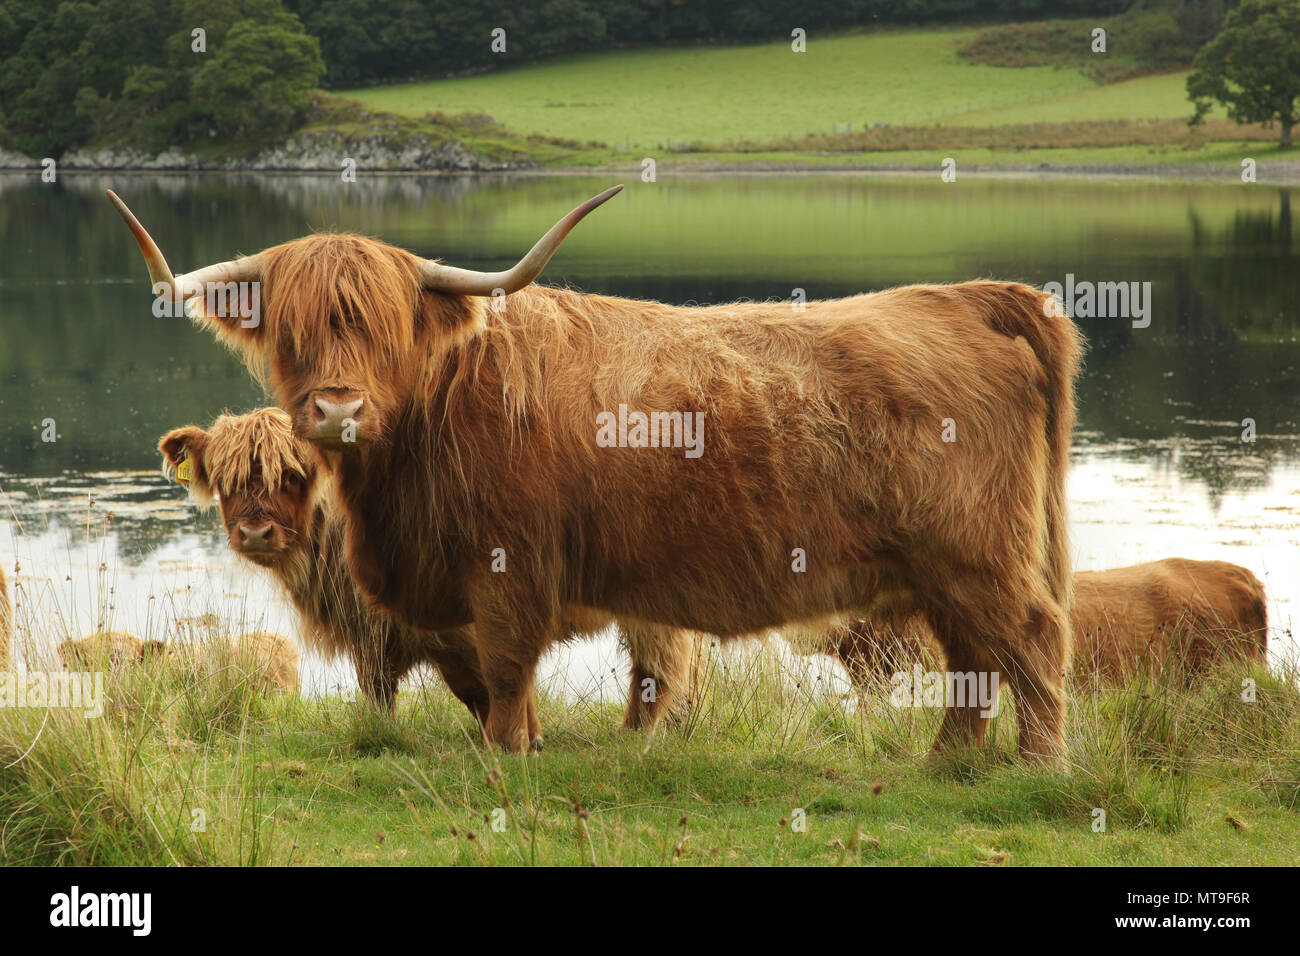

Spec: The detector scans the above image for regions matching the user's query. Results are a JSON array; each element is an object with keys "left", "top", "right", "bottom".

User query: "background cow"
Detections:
[
  {"left": 58, "top": 627, "right": 301, "bottom": 695},
  {"left": 111, "top": 188, "right": 1084, "bottom": 763},
  {"left": 161, "top": 631, "right": 302, "bottom": 696},
  {"left": 826, "top": 558, "right": 1269, "bottom": 688},
  {"left": 159, "top": 408, "right": 702, "bottom": 740},
  {"left": 57, "top": 631, "right": 149, "bottom": 670},
  {"left": 1071, "top": 559, "right": 1268, "bottom": 683}
]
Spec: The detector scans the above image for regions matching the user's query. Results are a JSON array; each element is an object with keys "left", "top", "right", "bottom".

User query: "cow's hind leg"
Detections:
[
  {"left": 621, "top": 624, "right": 703, "bottom": 731},
  {"left": 1000, "top": 599, "right": 1069, "bottom": 766}
]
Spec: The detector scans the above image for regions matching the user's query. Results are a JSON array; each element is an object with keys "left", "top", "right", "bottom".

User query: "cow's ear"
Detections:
[
  {"left": 158, "top": 426, "right": 211, "bottom": 494},
  {"left": 422, "top": 290, "right": 487, "bottom": 345}
]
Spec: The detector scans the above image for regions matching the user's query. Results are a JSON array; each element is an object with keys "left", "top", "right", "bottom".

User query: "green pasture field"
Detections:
[
  {"left": 2, "top": 638, "right": 1297, "bottom": 866},
  {"left": 335, "top": 25, "right": 1237, "bottom": 163}
]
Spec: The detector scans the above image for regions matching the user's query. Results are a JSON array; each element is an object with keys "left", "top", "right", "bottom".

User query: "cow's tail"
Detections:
[
  {"left": 1239, "top": 567, "right": 1270, "bottom": 660},
  {"left": 969, "top": 282, "right": 1086, "bottom": 615}
]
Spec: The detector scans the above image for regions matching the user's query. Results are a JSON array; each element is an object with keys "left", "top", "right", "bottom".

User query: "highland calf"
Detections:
[
  {"left": 1071, "top": 559, "right": 1268, "bottom": 682},
  {"left": 159, "top": 408, "right": 700, "bottom": 739},
  {"left": 112, "top": 188, "right": 1085, "bottom": 762}
]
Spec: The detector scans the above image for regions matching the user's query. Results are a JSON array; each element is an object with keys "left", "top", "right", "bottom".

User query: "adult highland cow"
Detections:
[{"left": 109, "top": 187, "right": 1084, "bottom": 762}]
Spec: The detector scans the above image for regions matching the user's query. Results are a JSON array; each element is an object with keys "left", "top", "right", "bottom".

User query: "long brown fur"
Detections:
[
  {"left": 170, "top": 229, "right": 1085, "bottom": 762},
  {"left": 827, "top": 558, "right": 1268, "bottom": 687},
  {"left": 159, "top": 409, "right": 701, "bottom": 736}
]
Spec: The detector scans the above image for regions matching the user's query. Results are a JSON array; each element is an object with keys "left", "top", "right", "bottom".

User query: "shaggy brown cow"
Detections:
[
  {"left": 110, "top": 188, "right": 1084, "bottom": 762},
  {"left": 1071, "top": 559, "right": 1268, "bottom": 682},
  {"left": 57, "top": 631, "right": 147, "bottom": 669},
  {"left": 159, "top": 408, "right": 700, "bottom": 737},
  {"left": 163, "top": 631, "right": 302, "bottom": 695},
  {"left": 827, "top": 558, "right": 1269, "bottom": 688}
]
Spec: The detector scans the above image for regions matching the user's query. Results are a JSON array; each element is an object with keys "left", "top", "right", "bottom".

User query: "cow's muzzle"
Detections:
[
  {"left": 305, "top": 387, "right": 371, "bottom": 448},
  {"left": 233, "top": 521, "right": 284, "bottom": 563}
]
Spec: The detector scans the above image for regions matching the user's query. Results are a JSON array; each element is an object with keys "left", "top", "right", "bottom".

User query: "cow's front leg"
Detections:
[
  {"left": 472, "top": 598, "right": 553, "bottom": 753},
  {"left": 423, "top": 633, "right": 492, "bottom": 728},
  {"left": 355, "top": 638, "right": 402, "bottom": 713},
  {"left": 479, "top": 656, "right": 537, "bottom": 752}
]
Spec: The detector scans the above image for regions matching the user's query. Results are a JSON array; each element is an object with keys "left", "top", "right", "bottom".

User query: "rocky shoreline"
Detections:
[
  {"left": 0, "top": 133, "right": 516, "bottom": 172},
  {"left": 3, "top": 141, "right": 1297, "bottom": 183}
]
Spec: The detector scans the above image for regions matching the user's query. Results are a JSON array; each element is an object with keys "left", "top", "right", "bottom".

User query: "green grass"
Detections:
[
  {"left": 661, "top": 140, "right": 1284, "bottom": 170},
  {"left": 339, "top": 27, "right": 1105, "bottom": 151},
  {"left": 3, "top": 642, "right": 1298, "bottom": 865},
  {"left": 337, "top": 24, "right": 1235, "bottom": 162},
  {"left": 938, "top": 72, "right": 1210, "bottom": 127}
]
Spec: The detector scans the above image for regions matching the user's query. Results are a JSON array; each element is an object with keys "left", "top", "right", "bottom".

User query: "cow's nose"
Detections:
[
  {"left": 238, "top": 522, "right": 273, "bottom": 550},
  {"left": 312, "top": 395, "right": 364, "bottom": 439}
]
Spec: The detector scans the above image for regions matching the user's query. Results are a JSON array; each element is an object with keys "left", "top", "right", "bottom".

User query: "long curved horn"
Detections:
[
  {"left": 106, "top": 189, "right": 261, "bottom": 305},
  {"left": 419, "top": 185, "right": 623, "bottom": 295}
]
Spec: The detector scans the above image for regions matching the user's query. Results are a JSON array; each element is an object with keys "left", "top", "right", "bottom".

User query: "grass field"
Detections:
[
  {"left": 938, "top": 72, "right": 1204, "bottom": 126},
  {"left": 2, "top": 637, "right": 1298, "bottom": 866},
  {"left": 337, "top": 24, "right": 1235, "bottom": 161}
]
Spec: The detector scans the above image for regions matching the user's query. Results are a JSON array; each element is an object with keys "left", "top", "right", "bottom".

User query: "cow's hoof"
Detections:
[{"left": 529, "top": 736, "right": 544, "bottom": 753}]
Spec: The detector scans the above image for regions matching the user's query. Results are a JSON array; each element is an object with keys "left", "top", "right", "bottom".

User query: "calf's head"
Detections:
[
  {"left": 109, "top": 186, "right": 622, "bottom": 450},
  {"left": 159, "top": 408, "right": 321, "bottom": 567}
]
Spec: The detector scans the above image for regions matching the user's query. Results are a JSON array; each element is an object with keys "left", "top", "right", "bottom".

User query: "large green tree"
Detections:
[
  {"left": 1187, "top": 0, "right": 1300, "bottom": 147},
  {"left": 0, "top": 0, "right": 323, "bottom": 156}
]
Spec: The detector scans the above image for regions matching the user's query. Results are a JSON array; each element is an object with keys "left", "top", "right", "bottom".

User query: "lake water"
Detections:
[{"left": 1, "top": 172, "right": 1296, "bottom": 696}]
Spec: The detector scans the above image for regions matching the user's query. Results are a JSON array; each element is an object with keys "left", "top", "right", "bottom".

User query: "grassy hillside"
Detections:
[
  {"left": 2, "top": 639, "right": 1297, "bottom": 865},
  {"left": 340, "top": 28, "right": 1101, "bottom": 149},
  {"left": 940, "top": 72, "right": 1207, "bottom": 126},
  {"left": 338, "top": 24, "right": 1232, "bottom": 159}
]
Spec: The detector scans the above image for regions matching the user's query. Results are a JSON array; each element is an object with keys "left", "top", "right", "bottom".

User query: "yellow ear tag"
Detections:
[{"left": 175, "top": 455, "right": 193, "bottom": 485}]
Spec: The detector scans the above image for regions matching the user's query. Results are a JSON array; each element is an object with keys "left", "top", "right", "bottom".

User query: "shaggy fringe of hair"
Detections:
[{"left": 163, "top": 408, "right": 315, "bottom": 503}]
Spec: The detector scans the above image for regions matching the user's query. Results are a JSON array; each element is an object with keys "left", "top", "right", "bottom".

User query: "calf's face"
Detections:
[
  {"left": 159, "top": 409, "right": 321, "bottom": 569},
  {"left": 215, "top": 469, "right": 314, "bottom": 565}
]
